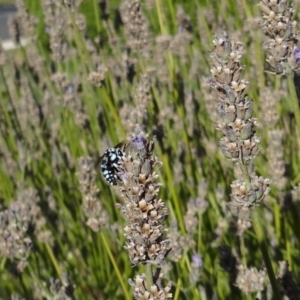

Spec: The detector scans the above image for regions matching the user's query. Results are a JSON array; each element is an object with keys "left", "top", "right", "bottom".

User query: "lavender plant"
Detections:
[
  {"left": 208, "top": 32, "right": 280, "bottom": 298},
  {"left": 258, "top": 0, "right": 300, "bottom": 133},
  {"left": 117, "top": 129, "right": 172, "bottom": 299},
  {"left": 1, "top": 0, "right": 300, "bottom": 299}
]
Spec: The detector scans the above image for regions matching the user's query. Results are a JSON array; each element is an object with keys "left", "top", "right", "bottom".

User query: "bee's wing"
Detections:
[
  {"left": 94, "top": 154, "right": 104, "bottom": 168},
  {"left": 113, "top": 141, "right": 128, "bottom": 151}
]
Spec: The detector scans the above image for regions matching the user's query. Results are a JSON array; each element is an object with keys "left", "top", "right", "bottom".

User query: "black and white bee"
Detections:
[{"left": 95, "top": 142, "right": 126, "bottom": 185}]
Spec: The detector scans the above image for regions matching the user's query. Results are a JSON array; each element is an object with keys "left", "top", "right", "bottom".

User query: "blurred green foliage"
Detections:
[{"left": 0, "top": 0, "right": 299, "bottom": 299}]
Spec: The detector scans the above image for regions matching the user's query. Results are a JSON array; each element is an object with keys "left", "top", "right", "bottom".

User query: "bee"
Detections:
[{"left": 95, "top": 142, "right": 127, "bottom": 185}]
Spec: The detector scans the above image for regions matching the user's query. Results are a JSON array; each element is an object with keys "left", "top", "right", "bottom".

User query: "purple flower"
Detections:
[
  {"left": 67, "top": 85, "right": 74, "bottom": 94},
  {"left": 192, "top": 253, "right": 203, "bottom": 268},
  {"left": 178, "top": 25, "right": 184, "bottom": 33},
  {"left": 194, "top": 198, "right": 209, "bottom": 210},
  {"left": 118, "top": 170, "right": 127, "bottom": 183},
  {"left": 294, "top": 47, "right": 300, "bottom": 63},
  {"left": 131, "top": 135, "right": 146, "bottom": 150}
]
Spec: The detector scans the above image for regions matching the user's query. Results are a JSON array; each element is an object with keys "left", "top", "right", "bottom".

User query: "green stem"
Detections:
[
  {"left": 197, "top": 214, "right": 202, "bottom": 253},
  {"left": 145, "top": 264, "right": 153, "bottom": 289},
  {"left": 92, "top": 0, "right": 101, "bottom": 32},
  {"left": 0, "top": 67, "right": 22, "bottom": 149},
  {"left": 101, "top": 233, "right": 131, "bottom": 300},
  {"left": 287, "top": 72, "right": 300, "bottom": 135},
  {"left": 161, "top": 152, "right": 185, "bottom": 233},
  {"left": 155, "top": 0, "right": 166, "bottom": 35},
  {"left": 239, "top": 160, "right": 250, "bottom": 188},
  {"left": 239, "top": 236, "right": 247, "bottom": 266},
  {"left": 251, "top": 208, "right": 281, "bottom": 300},
  {"left": 67, "top": 8, "right": 93, "bottom": 69},
  {"left": 284, "top": 217, "right": 292, "bottom": 269},
  {"left": 0, "top": 257, "right": 6, "bottom": 271},
  {"left": 45, "top": 243, "right": 61, "bottom": 278},
  {"left": 173, "top": 278, "right": 181, "bottom": 300},
  {"left": 239, "top": 156, "right": 280, "bottom": 298},
  {"left": 254, "top": 37, "right": 265, "bottom": 90}
]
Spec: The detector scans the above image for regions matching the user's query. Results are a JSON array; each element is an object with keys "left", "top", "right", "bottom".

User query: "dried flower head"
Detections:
[
  {"left": 120, "top": 74, "right": 152, "bottom": 132},
  {"left": 49, "top": 274, "right": 76, "bottom": 299},
  {"left": 208, "top": 32, "right": 259, "bottom": 165},
  {"left": 0, "top": 188, "right": 46, "bottom": 272},
  {"left": 258, "top": 0, "right": 299, "bottom": 74},
  {"left": 229, "top": 175, "right": 271, "bottom": 212},
  {"left": 116, "top": 129, "right": 171, "bottom": 265},
  {"left": 120, "top": 0, "right": 151, "bottom": 54},
  {"left": 88, "top": 65, "right": 108, "bottom": 87},
  {"left": 168, "top": 221, "right": 184, "bottom": 262},
  {"left": 129, "top": 273, "right": 172, "bottom": 300},
  {"left": 267, "top": 130, "right": 287, "bottom": 191},
  {"left": 235, "top": 264, "right": 267, "bottom": 295},
  {"left": 291, "top": 183, "right": 300, "bottom": 202},
  {"left": 184, "top": 196, "right": 209, "bottom": 237},
  {"left": 189, "top": 253, "right": 203, "bottom": 285},
  {"left": 77, "top": 157, "right": 109, "bottom": 232},
  {"left": 208, "top": 33, "right": 271, "bottom": 224}
]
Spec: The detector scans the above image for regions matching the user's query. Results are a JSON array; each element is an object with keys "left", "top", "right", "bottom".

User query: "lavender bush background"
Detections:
[{"left": 0, "top": 0, "right": 300, "bottom": 299}]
